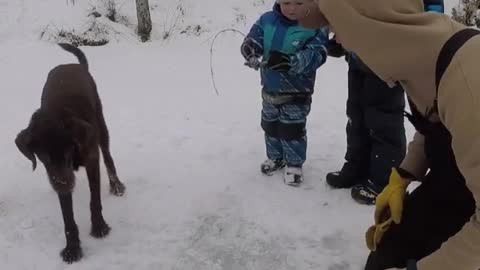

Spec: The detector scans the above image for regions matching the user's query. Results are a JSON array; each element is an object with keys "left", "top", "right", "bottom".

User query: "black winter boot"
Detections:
[
  {"left": 326, "top": 162, "right": 367, "bottom": 188},
  {"left": 351, "top": 180, "right": 382, "bottom": 205}
]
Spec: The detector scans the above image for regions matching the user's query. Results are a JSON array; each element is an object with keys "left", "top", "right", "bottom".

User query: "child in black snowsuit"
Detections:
[{"left": 325, "top": 38, "right": 406, "bottom": 205}]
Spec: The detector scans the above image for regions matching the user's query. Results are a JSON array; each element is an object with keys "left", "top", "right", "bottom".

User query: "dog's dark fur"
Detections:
[{"left": 15, "top": 43, "right": 125, "bottom": 263}]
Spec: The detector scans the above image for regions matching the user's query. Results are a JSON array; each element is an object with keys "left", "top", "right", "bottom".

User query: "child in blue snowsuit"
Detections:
[{"left": 241, "top": 0, "right": 328, "bottom": 186}]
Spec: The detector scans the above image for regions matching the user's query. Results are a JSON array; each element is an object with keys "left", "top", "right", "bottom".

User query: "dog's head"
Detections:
[{"left": 15, "top": 109, "right": 93, "bottom": 192}]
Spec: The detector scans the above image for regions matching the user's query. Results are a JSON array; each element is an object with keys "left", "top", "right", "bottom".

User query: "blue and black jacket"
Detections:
[
  {"left": 423, "top": 0, "right": 444, "bottom": 13},
  {"left": 241, "top": 4, "right": 328, "bottom": 94}
]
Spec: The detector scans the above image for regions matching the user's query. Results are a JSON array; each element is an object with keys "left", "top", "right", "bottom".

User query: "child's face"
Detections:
[{"left": 279, "top": 1, "right": 305, "bottom": 21}]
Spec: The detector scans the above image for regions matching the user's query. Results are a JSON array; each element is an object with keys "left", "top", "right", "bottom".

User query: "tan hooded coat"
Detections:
[{"left": 315, "top": 0, "right": 480, "bottom": 269}]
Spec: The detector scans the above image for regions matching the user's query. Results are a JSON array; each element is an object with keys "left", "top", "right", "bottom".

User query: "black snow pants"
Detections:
[{"left": 345, "top": 67, "right": 406, "bottom": 191}]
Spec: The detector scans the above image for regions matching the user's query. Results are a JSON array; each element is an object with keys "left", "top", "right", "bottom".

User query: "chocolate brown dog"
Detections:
[{"left": 15, "top": 43, "right": 125, "bottom": 263}]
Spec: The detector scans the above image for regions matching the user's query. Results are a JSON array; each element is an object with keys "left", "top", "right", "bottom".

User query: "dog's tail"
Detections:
[{"left": 58, "top": 43, "right": 89, "bottom": 70}]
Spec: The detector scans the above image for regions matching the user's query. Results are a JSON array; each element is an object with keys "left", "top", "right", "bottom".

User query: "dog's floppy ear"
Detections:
[{"left": 15, "top": 127, "right": 37, "bottom": 171}]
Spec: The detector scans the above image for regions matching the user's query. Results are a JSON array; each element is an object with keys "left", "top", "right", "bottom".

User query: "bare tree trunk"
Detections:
[{"left": 135, "top": 0, "right": 152, "bottom": 42}]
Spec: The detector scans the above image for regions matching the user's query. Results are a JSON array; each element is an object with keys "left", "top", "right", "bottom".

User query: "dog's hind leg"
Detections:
[
  {"left": 97, "top": 108, "right": 125, "bottom": 196},
  {"left": 86, "top": 152, "right": 111, "bottom": 238},
  {"left": 58, "top": 193, "right": 83, "bottom": 263}
]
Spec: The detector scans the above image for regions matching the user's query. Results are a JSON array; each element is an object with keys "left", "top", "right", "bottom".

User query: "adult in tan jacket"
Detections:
[{"left": 295, "top": 0, "right": 480, "bottom": 269}]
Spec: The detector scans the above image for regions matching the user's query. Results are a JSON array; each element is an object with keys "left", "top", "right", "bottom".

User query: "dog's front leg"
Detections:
[
  {"left": 97, "top": 108, "right": 126, "bottom": 196},
  {"left": 58, "top": 193, "right": 83, "bottom": 263},
  {"left": 86, "top": 153, "right": 111, "bottom": 238}
]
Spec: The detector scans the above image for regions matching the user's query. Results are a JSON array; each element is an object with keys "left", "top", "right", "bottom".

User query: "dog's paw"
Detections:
[
  {"left": 110, "top": 180, "right": 125, "bottom": 196},
  {"left": 60, "top": 245, "right": 83, "bottom": 263},
  {"left": 91, "top": 221, "right": 111, "bottom": 238}
]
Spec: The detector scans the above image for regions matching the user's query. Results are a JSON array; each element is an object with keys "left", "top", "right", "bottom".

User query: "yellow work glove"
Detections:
[
  {"left": 375, "top": 167, "right": 410, "bottom": 224},
  {"left": 366, "top": 218, "right": 393, "bottom": 251},
  {"left": 366, "top": 207, "right": 393, "bottom": 251},
  {"left": 366, "top": 167, "right": 410, "bottom": 251}
]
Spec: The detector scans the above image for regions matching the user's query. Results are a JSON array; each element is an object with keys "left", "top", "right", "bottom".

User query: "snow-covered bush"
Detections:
[{"left": 451, "top": 0, "right": 480, "bottom": 27}]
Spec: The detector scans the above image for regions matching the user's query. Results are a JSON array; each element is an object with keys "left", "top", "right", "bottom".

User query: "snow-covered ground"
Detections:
[{"left": 0, "top": 0, "right": 458, "bottom": 269}]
